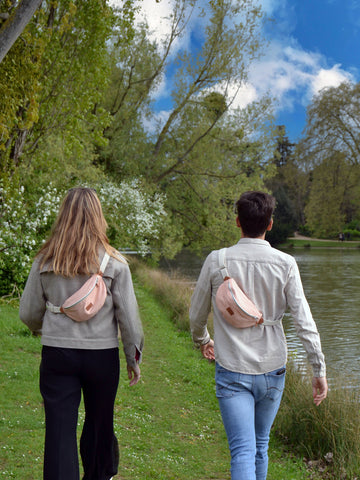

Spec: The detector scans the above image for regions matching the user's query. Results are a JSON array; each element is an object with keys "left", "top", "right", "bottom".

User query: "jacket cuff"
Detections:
[
  {"left": 197, "top": 333, "right": 211, "bottom": 346},
  {"left": 312, "top": 365, "right": 326, "bottom": 377},
  {"left": 126, "top": 344, "right": 142, "bottom": 367}
]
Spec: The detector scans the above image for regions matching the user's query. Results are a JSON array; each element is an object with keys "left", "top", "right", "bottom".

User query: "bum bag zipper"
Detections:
[
  {"left": 63, "top": 276, "right": 100, "bottom": 309},
  {"left": 227, "top": 281, "right": 259, "bottom": 320}
]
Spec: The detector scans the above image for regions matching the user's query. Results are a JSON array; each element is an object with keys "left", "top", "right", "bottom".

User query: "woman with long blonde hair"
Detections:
[{"left": 20, "top": 187, "right": 144, "bottom": 480}]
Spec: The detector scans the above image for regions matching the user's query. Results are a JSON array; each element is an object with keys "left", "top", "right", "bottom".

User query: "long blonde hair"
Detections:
[{"left": 38, "top": 187, "right": 125, "bottom": 276}]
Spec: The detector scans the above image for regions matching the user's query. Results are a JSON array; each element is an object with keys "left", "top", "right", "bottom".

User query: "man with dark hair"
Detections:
[
  {"left": 189, "top": 191, "right": 327, "bottom": 480},
  {"left": 235, "top": 191, "right": 276, "bottom": 238}
]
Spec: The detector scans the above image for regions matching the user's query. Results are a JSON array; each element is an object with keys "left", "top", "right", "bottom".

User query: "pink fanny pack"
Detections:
[
  {"left": 215, "top": 248, "right": 264, "bottom": 328},
  {"left": 46, "top": 252, "right": 110, "bottom": 322}
]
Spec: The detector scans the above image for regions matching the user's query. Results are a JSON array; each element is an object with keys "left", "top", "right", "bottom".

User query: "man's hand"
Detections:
[
  {"left": 127, "top": 363, "right": 141, "bottom": 386},
  {"left": 312, "top": 376, "right": 328, "bottom": 406},
  {"left": 200, "top": 339, "right": 215, "bottom": 361}
]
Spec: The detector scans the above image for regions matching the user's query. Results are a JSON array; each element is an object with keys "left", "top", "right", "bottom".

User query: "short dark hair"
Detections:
[{"left": 235, "top": 191, "right": 275, "bottom": 238}]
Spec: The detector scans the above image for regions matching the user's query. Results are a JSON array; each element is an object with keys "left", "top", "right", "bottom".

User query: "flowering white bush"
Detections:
[
  {"left": 97, "top": 179, "right": 168, "bottom": 256},
  {"left": 0, "top": 179, "right": 168, "bottom": 295},
  {"left": 0, "top": 182, "right": 62, "bottom": 295}
]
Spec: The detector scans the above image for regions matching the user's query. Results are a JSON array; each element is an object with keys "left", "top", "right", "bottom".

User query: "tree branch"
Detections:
[{"left": 0, "top": 0, "right": 42, "bottom": 63}]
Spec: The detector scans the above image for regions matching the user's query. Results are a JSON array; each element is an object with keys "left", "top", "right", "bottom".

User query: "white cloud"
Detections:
[
  {"left": 311, "top": 65, "right": 353, "bottom": 95},
  {"left": 111, "top": 0, "right": 356, "bottom": 119},
  {"left": 133, "top": 0, "right": 197, "bottom": 56},
  {"left": 110, "top": 0, "right": 180, "bottom": 47},
  {"left": 134, "top": 0, "right": 175, "bottom": 43},
  {"left": 232, "top": 83, "right": 259, "bottom": 109},
  {"left": 246, "top": 41, "right": 355, "bottom": 113}
]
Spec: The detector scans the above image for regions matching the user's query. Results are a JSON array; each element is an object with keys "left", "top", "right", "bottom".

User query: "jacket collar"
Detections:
[{"left": 237, "top": 237, "right": 271, "bottom": 247}]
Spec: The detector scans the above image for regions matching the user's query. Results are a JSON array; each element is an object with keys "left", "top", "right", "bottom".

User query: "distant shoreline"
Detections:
[{"left": 280, "top": 234, "right": 360, "bottom": 249}]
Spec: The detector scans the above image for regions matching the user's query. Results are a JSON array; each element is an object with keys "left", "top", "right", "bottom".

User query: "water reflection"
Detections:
[{"left": 160, "top": 248, "right": 360, "bottom": 387}]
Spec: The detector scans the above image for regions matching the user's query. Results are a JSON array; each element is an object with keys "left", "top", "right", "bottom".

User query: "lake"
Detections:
[{"left": 159, "top": 247, "right": 360, "bottom": 388}]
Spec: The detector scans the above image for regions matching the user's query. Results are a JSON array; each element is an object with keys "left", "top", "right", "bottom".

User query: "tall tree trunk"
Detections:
[{"left": 0, "top": 0, "right": 42, "bottom": 63}]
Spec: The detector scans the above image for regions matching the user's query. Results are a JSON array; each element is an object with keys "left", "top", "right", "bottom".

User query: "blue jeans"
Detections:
[{"left": 215, "top": 363, "right": 286, "bottom": 480}]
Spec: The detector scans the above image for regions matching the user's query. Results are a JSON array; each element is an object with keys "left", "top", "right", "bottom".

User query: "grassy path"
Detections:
[{"left": 0, "top": 281, "right": 316, "bottom": 479}]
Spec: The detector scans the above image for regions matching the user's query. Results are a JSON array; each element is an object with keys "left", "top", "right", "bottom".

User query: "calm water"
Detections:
[{"left": 160, "top": 248, "right": 360, "bottom": 387}]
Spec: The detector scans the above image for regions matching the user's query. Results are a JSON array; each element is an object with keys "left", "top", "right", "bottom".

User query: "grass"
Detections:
[
  {"left": 0, "top": 287, "right": 319, "bottom": 480},
  {"left": 130, "top": 259, "right": 360, "bottom": 480},
  {"left": 274, "top": 362, "right": 360, "bottom": 480}
]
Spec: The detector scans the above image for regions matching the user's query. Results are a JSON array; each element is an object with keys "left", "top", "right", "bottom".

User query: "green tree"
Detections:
[
  {"left": 298, "top": 81, "right": 360, "bottom": 234},
  {"left": 102, "top": 0, "right": 276, "bottom": 251},
  {"left": 0, "top": 0, "right": 131, "bottom": 189},
  {"left": 304, "top": 153, "right": 350, "bottom": 238},
  {"left": 265, "top": 126, "right": 298, "bottom": 244},
  {"left": 300, "top": 82, "right": 360, "bottom": 167}
]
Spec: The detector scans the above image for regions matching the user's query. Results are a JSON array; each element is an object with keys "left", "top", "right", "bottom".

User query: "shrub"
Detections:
[
  {"left": 130, "top": 258, "right": 199, "bottom": 333},
  {"left": 0, "top": 180, "right": 168, "bottom": 296},
  {"left": 97, "top": 180, "right": 168, "bottom": 257},
  {"left": 343, "top": 229, "right": 360, "bottom": 240},
  {"left": 0, "top": 182, "right": 61, "bottom": 296}
]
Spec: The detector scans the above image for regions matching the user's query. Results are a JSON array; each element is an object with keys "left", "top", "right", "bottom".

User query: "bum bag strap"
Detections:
[
  {"left": 46, "top": 301, "right": 61, "bottom": 313},
  {"left": 46, "top": 252, "right": 110, "bottom": 314},
  {"left": 99, "top": 252, "right": 110, "bottom": 274},
  {"left": 219, "top": 248, "right": 229, "bottom": 280},
  {"left": 262, "top": 316, "right": 283, "bottom": 326}
]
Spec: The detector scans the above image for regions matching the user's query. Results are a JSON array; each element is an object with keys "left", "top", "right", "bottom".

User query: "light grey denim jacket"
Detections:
[
  {"left": 19, "top": 252, "right": 144, "bottom": 368},
  {"left": 189, "top": 238, "right": 326, "bottom": 377}
]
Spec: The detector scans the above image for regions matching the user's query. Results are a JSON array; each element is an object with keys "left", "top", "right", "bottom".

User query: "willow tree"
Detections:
[{"left": 102, "top": 0, "right": 276, "bottom": 251}]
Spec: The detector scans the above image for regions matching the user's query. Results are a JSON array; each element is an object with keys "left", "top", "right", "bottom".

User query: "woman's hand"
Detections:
[
  {"left": 127, "top": 363, "right": 141, "bottom": 386},
  {"left": 200, "top": 339, "right": 215, "bottom": 361}
]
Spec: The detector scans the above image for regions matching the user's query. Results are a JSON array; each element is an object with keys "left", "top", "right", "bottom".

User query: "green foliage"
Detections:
[
  {"left": 345, "top": 219, "right": 360, "bottom": 231},
  {"left": 300, "top": 82, "right": 360, "bottom": 168},
  {"left": 343, "top": 229, "right": 360, "bottom": 240},
  {"left": 266, "top": 187, "right": 297, "bottom": 245},
  {"left": 101, "top": 0, "right": 276, "bottom": 251},
  {"left": 97, "top": 180, "right": 169, "bottom": 258},
  {"left": 0, "top": 6, "right": 43, "bottom": 177},
  {"left": 0, "top": 179, "right": 169, "bottom": 295},
  {"left": 296, "top": 81, "right": 360, "bottom": 237},
  {"left": 304, "top": 154, "right": 349, "bottom": 238},
  {"left": 1, "top": 0, "right": 115, "bottom": 183},
  {"left": 1, "top": 0, "right": 278, "bottom": 286}
]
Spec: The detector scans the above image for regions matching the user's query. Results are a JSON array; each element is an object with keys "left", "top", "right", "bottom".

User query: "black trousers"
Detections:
[{"left": 40, "top": 346, "right": 120, "bottom": 480}]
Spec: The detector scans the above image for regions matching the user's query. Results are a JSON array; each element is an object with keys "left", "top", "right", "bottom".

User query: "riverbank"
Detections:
[
  {"left": 1, "top": 292, "right": 321, "bottom": 480},
  {"left": 281, "top": 234, "right": 360, "bottom": 249},
  {"left": 131, "top": 259, "right": 360, "bottom": 480}
]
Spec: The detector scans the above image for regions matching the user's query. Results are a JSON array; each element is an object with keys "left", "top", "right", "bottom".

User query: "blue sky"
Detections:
[
  {"left": 263, "top": 0, "right": 359, "bottom": 140},
  {"left": 130, "top": 0, "right": 359, "bottom": 142}
]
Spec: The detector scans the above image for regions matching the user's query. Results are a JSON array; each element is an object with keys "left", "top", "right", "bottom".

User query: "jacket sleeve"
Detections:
[
  {"left": 19, "top": 259, "right": 46, "bottom": 332},
  {"left": 189, "top": 253, "right": 212, "bottom": 345},
  {"left": 285, "top": 260, "right": 326, "bottom": 377},
  {"left": 112, "top": 264, "right": 144, "bottom": 367}
]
